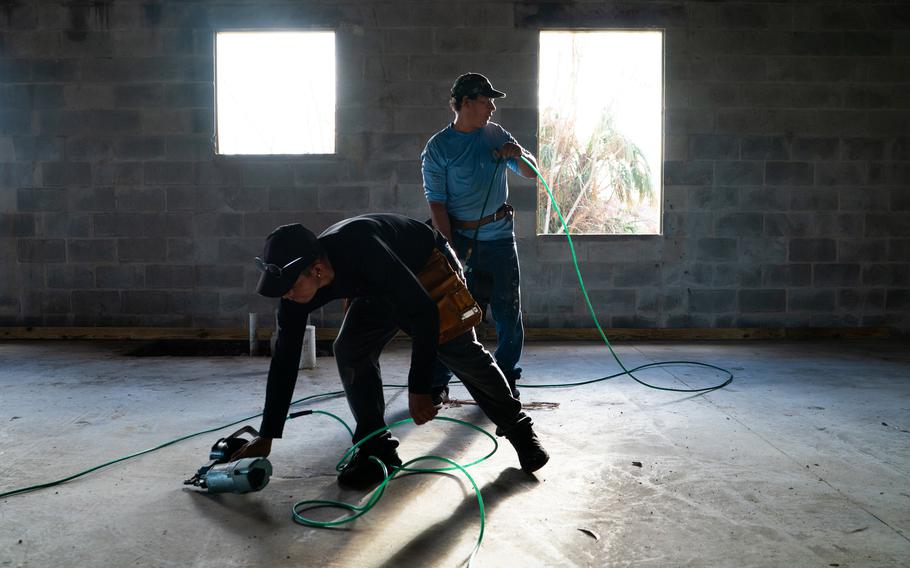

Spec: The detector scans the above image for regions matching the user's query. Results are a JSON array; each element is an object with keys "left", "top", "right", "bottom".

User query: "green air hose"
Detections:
[{"left": 1, "top": 159, "right": 732, "bottom": 568}]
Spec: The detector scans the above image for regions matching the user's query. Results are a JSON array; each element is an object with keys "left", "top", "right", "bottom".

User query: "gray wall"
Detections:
[{"left": 1, "top": 1, "right": 908, "bottom": 332}]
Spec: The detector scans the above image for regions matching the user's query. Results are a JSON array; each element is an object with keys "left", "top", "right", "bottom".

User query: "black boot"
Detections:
[
  {"left": 505, "top": 425, "right": 549, "bottom": 472},
  {"left": 430, "top": 385, "right": 449, "bottom": 406},
  {"left": 337, "top": 446, "right": 402, "bottom": 490},
  {"left": 505, "top": 368, "right": 521, "bottom": 399}
]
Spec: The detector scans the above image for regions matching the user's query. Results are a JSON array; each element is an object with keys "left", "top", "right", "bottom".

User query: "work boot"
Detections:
[
  {"left": 337, "top": 446, "right": 402, "bottom": 490},
  {"left": 505, "top": 425, "right": 549, "bottom": 473},
  {"left": 506, "top": 375, "right": 520, "bottom": 399},
  {"left": 430, "top": 385, "right": 449, "bottom": 406},
  {"left": 505, "top": 368, "right": 521, "bottom": 399}
]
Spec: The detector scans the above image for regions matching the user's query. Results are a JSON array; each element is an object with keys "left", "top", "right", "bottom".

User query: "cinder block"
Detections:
[
  {"left": 146, "top": 265, "right": 195, "bottom": 289},
  {"left": 17, "top": 238, "right": 65, "bottom": 262},
  {"left": 164, "top": 83, "right": 215, "bottom": 108},
  {"left": 838, "top": 289, "right": 885, "bottom": 311},
  {"left": 614, "top": 263, "right": 661, "bottom": 287},
  {"left": 68, "top": 187, "right": 115, "bottom": 212},
  {"left": 93, "top": 163, "right": 143, "bottom": 186},
  {"left": 845, "top": 85, "right": 893, "bottom": 109},
  {"left": 384, "top": 29, "right": 434, "bottom": 54},
  {"left": 0, "top": 110, "right": 32, "bottom": 135},
  {"left": 62, "top": 84, "right": 115, "bottom": 110},
  {"left": 143, "top": 162, "right": 194, "bottom": 185},
  {"left": 766, "top": 162, "right": 812, "bottom": 186},
  {"left": 217, "top": 238, "right": 260, "bottom": 263},
  {"left": 742, "top": 187, "right": 789, "bottom": 211},
  {"left": 688, "top": 83, "right": 738, "bottom": 108},
  {"left": 17, "top": 188, "right": 66, "bottom": 211},
  {"left": 740, "top": 237, "right": 787, "bottom": 263},
  {"left": 863, "top": 264, "right": 910, "bottom": 286},
  {"left": 839, "top": 187, "right": 889, "bottom": 211},
  {"left": 114, "top": 137, "right": 165, "bottom": 160},
  {"left": 866, "top": 214, "right": 910, "bottom": 237},
  {"left": 696, "top": 238, "right": 737, "bottom": 261},
  {"left": 36, "top": 212, "right": 90, "bottom": 237},
  {"left": 762, "top": 264, "right": 812, "bottom": 287},
  {"left": 715, "top": 56, "right": 766, "bottom": 81},
  {"left": 715, "top": 161, "right": 763, "bottom": 185},
  {"left": 664, "top": 161, "right": 713, "bottom": 186},
  {"left": 113, "top": 187, "right": 165, "bottom": 212},
  {"left": 65, "top": 137, "right": 113, "bottom": 161},
  {"left": 33, "top": 59, "right": 78, "bottom": 82},
  {"left": 240, "top": 163, "right": 294, "bottom": 187},
  {"left": 844, "top": 31, "right": 893, "bottom": 56},
  {"left": 0, "top": 213, "right": 35, "bottom": 237},
  {"left": 0, "top": 59, "right": 32, "bottom": 83},
  {"left": 717, "top": 3, "right": 769, "bottom": 28},
  {"left": 118, "top": 238, "right": 166, "bottom": 262},
  {"left": 741, "top": 136, "right": 789, "bottom": 160},
  {"left": 165, "top": 136, "right": 211, "bottom": 160},
  {"left": 47, "top": 265, "right": 94, "bottom": 289},
  {"left": 689, "top": 289, "right": 736, "bottom": 313},
  {"left": 13, "top": 136, "right": 63, "bottom": 161},
  {"left": 190, "top": 213, "right": 242, "bottom": 238},
  {"left": 842, "top": 137, "right": 885, "bottom": 160},
  {"left": 67, "top": 239, "right": 115, "bottom": 262},
  {"left": 885, "top": 290, "right": 910, "bottom": 311},
  {"left": 716, "top": 213, "right": 763, "bottom": 237},
  {"left": 869, "top": 163, "right": 910, "bottom": 185},
  {"left": 739, "top": 289, "right": 786, "bottom": 312},
  {"left": 815, "top": 213, "right": 864, "bottom": 237},
  {"left": 814, "top": 264, "right": 861, "bottom": 286},
  {"left": 122, "top": 291, "right": 169, "bottom": 314},
  {"left": 585, "top": 289, "right": 636, "bottom": 313},
  {"left": 318, "top": 186, "right": 370, "bottom": 211},
  {"left": 838, "top": 239, "right": 888, "bottom": 262},
  {"left": 815, "top": 163, "right": 866, "bottom": 186},
  {"left": 789, "top": 289, "right": 836, "bottom": 312},
  {"left": 792, "top": 137, "right": 840, "bottom": 160},
  {"left": 195, "top": 265, "right": 244, "bottom": 288},
  {"left": 71, "top": 291, "right": 121, "bottom": 315},
  {"left": 24, "top": 291, "right": 70, "bottom": 314},
  {"left": 690, "top": 135, "right": 738, "bottom": 159},
  {"left": 790, "top": 188, "right": 838, "bottom": 211},
  {"left": 293, "top": 161, "right": 351, "bottom": 185},
  {"left": 889, "top": 239, "right": 910, "bottom": 262},
  {"left": 790, "top": 238, "right": 836, "bottom": 261}
]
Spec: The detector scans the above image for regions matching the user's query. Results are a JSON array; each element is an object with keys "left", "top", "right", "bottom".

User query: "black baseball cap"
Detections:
[
  {"left": 451, "top": 73, "right": 506, "bottom": 100},
  {"left": 255, "top": 223, "right": 323, "bottom": 298}
]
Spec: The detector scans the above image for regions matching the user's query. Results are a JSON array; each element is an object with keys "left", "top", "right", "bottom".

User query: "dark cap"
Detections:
[
  {"left": 255, "top": 223, "right": 323, "bottom": 298},
  {"left": 451, "top": 73, "right": 506, "bottom": 100}
]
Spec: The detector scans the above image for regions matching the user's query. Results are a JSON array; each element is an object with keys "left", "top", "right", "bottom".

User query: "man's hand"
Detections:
[
  {"left": 230, "top": 436, "right": 273, "bottom": 460},
  {"left": 494, "top": 142, "right": 524, "bottom": 160},
  {"left": 409, "top": 393, "right": 439, "bottom": 425}
]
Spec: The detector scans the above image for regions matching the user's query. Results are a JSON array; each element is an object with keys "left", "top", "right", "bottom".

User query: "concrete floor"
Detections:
[{"left": 1, "top": 339, "right": 908, "bottom": 567}]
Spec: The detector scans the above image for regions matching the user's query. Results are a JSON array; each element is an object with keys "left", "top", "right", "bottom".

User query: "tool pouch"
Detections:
[{"left": 417, "top": 248, "right": 483, "bottom": 344}]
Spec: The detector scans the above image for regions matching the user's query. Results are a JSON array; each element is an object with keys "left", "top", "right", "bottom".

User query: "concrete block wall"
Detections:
[{"left": 0, "top": 0, "right": 908, "bottom": 332}]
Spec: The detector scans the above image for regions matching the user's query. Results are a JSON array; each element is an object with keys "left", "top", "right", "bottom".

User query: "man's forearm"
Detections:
[
  {"left": 516, "top": 149, "right": 539, "bottom": 179},
  {"left": 428, "top": 201, "right": 453, "bottom": 243}
]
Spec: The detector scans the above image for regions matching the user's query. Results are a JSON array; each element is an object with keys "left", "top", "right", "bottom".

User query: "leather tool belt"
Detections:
[
  {"left": 450, "top": 203, "right": 514, "bottom": 230},
  {"left": 416, "top": 248, "right": 483, "bottom": 344}
]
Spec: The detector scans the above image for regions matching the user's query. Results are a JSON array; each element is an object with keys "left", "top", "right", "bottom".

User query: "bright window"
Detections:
[
  {"left": 215, "top": 31, "right": 335, "bottom": 155},
  {"left": 538, "top": 30, "right": 663, "bottom": 235}
]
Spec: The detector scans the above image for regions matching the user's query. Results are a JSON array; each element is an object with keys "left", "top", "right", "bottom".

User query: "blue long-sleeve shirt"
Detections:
[{"left": 421, "top": 122, "right": 522, "bottom": 241}]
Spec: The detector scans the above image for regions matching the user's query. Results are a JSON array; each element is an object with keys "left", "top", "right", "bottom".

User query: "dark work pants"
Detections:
[{"left": 333, "top": 295, "right": 531, "bottom": 452}]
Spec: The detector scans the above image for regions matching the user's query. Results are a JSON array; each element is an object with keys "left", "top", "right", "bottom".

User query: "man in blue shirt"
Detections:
[{"left": 421, "top": 73, "right": 539, "bottom": 402}]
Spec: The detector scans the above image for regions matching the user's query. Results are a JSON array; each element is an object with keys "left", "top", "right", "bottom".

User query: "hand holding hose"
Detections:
[{"left": 408, "top": 393, "right": 438, "bottom": 425}]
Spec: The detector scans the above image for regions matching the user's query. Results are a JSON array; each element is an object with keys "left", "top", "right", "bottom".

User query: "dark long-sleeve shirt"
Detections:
[{"left": 259, "top": 213, "right": 441, "bottom": 438}]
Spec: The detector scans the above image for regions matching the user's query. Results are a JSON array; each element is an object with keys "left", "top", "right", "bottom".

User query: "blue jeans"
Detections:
[{"left": 433, "top": 233, "right": 524, "bottom": 388}]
